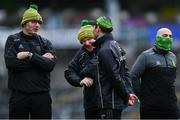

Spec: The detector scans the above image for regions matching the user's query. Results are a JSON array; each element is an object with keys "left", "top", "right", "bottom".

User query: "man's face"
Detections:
[
  {"left": 160, "top": 31, "right": 172, "bottom": 39},
  {"left": 23, "top": 20, "right": 41, "bottom": 36},
  {"left": 82, "top": 38, "right": 95, "bottom": 52},
  {"left": 156, "top": 28, "right": 172, "bottom": 38},
  {"left": 156, "top": 28, "right": 173, "bottom": 51}
]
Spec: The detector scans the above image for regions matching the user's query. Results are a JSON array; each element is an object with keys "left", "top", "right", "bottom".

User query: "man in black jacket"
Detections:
[
  {"left": 131, "top": 28, "right": 180, "bottom": 119},
  {"left": 90, "top": 16, "right": 137, "bottom": 119},
  {"left": 4, "top": 4, "right": 56, "bottom": 119}
]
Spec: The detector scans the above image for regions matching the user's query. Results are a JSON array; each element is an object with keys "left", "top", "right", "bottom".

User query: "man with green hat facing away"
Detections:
[
  {"left": 65, "top": 20, "right": 101, "bottom": 119},
  {"left": 4, "top": 4, "right": 56, "bottom": 119},
  {"left": 87, "top": 16, "right": 138, "bottom": 119},
  {"left": 131, "top": 28, "right": 180, "bottom": 119}
]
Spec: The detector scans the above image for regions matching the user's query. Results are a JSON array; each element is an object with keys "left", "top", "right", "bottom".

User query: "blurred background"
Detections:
[{"left": 0, "top": 0, "right": 180, "bottom": 119}]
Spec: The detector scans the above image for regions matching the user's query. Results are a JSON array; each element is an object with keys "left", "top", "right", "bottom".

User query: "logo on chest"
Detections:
[
  {"left": 35, "top": 46, "right": 41, "bottom": 51},
  {"left": 18, "top": 44, "right": 24, "bottom": 49},
  {"left": 156, "top": 60, "right": 161, "bottom": 65},
  {"left": 171, "top": 59, "right": 176, "bottom": 67}
]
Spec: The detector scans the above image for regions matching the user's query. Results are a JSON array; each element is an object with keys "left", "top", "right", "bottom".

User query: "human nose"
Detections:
[
  {"left": 35, "top": 22, "right": 40, "bottom": 27},
  {"left": 83, "top": 41, "right": 89, "bottom": 46}
]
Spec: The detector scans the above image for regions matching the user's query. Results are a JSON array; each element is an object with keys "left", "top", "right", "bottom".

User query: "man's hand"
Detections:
[
  {"left": 17, "top": 51, "right": 29, "bottom": 60},
  {"left": 42, "top": 53, "right": 54, "bottom": 59},
  {"left": 128, "top": 94, "right": 138, "bottom": 106},
  {"left": 80, "top": 77, "right": 94, "bottom": 87}
]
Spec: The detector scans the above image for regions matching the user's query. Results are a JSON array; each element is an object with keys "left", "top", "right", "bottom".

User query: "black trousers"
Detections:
[
  {"left": 85, "top": 108, "right": 122, "bottom": 119},
  {"left": 9, "top": 90, "right": 52, "bottom": 119},
  {"left": 140, "top": 106, "right": 180, "bottom": 119}
]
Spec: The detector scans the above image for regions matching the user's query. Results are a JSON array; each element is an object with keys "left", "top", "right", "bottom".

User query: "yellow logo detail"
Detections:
[{"left": 171, "top": 60, "right": 176, "bottom": 67}]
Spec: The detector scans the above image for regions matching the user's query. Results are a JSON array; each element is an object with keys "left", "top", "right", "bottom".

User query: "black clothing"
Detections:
[
  {"left": 4, "top": 31, "right": 56, "bottom": 119},
  {"left": 131, "top": 46, "right": 180, "bottom": 119},
  {"left": 85, "top": 108, "right": 122, "bottom": 119},
  {"left": 9, "top": 91, "right": 51, "bottom": 119},
  {"left": 84, "top": 109, "right": 101, "bottom": 119},
  {"left": 65, "top": 47, "right": 99, "bottom": 110},
  {"left": 140, "top": 105, "right": 180, "bottom": 119},
  {"left": 4, "top": 31, "right": 56, "bottom": 93},
  {"left": 65, "top": 33, "right": 132, "bottom": 119},
  {"left": 93, "top": 33, "right": 132, "bottom": 109}
]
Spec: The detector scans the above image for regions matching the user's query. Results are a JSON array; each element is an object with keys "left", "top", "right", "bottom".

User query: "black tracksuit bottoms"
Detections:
[
  {"left": 140, "top": 106, "right": 180, "bottom": 119},
  {"left": 9, "top": 90, "right": 52, "bottom": 119},
  {"left": 85, "top": 108, "right": 122, "bottom": 119}
]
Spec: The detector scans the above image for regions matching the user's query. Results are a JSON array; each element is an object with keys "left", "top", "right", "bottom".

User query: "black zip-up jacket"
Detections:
[
  {"left": 92, "top": 33, "right": 132, "bottom": 110},
  {"left": 131, "top": 46, "right": 179, "bottom": 110},
  {"left": 64, "top": 47, "right": 99, "bottom": 110},
  {"left": 4, "top": 31, "right": 56, "bottom": 93}
]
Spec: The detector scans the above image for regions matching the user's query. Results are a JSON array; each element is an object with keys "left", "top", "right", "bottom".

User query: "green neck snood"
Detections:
[{"left": 155, "top": 36, "right": 173, "bottom": 51}]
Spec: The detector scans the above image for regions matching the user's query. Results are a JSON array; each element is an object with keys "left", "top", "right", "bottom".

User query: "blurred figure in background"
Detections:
[
  {"left": 131, "top": 28, "right": 180, "bottom": 119},
  {"left": 90, "top": 16, "right": 137, "bottom": 119},
  {"left": 4, "top": 4, "right": 56, "bottom": 119},
  {"left": 64, "top": 20, "right": 97, "bottom": 119}
]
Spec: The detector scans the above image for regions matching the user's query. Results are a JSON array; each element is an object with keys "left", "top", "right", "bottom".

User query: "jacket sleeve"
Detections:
[
  {"left": 99, "top": 48, "right": 130, "bottom": 101},
  {"left": 4, "top": 35, "right": 32, "bottom": 71},
  {"left": 130, "top": 52, "right": 146, "bottom": 98},
  {"left": 64, "top": 50, "right": 83, "bottom": 87},
  {"left": 124, "top": 66, "right": 133, "bottom": 94},
  {"left": 30, "top": 40, "right": 56, "bottom": 72}
]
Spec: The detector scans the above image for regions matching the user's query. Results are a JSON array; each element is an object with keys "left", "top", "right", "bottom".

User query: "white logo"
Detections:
[
  {"left": 18, "top": 44, "right": 24, "bottom": 49},
  {"left": 156, "top": 61, "right": 161, "bottom": 65},
  {"left": 14, "top": 38, "right": 20, "bottom": 42}
]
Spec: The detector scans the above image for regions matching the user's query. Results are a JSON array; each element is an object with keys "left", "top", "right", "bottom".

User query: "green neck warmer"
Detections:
[{"left": 155, "top": 36, "right": 173, "bottom": 51}]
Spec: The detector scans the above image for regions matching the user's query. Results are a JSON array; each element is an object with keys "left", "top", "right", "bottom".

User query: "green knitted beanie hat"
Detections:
[
  {"left": 78, "top": 25, "right": 94, "bottom": 43},
  {"left": 80, "top": 19, "right": 89, "bottom": 27},
  {"left": 21, "top": 4, "right": 43, "bottom": 25},
  {"left": 96, "top": 16, "right": 113, "bottom": 32}
]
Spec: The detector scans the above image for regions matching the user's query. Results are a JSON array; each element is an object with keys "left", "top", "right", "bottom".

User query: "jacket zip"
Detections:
[
  {"left": 112, "top": 89, "right": 115, "bottom": 109},
  {"left": 163, "top": 54, "right": 168, "bottom": 67},
  {"left": 97, "top": 56, "right": 104, "bottom": 108}
]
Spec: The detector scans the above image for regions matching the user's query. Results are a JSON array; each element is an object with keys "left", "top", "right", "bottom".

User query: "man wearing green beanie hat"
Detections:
[
  {"left": 131, "top": 28, "right": 180, "bottom": 119},
  {"left": 78, "top": 16, "right": 137, "bottom": 119},
  {"left": 65, "top": 19, "right": 100, "bottom": 119},
  {"left": 77, "top": 25, "right": 95, "bottom": 51},
  {"left": 4, "top": 4, "right": 56, "bottom": 119},
  {"left": 21, "top": 4, "right": 43, "bottom": 26}
]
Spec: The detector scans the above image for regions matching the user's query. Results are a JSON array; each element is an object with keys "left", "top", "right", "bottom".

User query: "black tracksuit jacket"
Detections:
[
  {"left": 64, "top": 47, "right": 98, "bottom": 110},
  {"left": 131, "top": 46, "right": 180, "bottom": 118},
  {"left": 92, "top": 33, "right": 132, "bottom": 110},
  {"left": 4, "top": 31, "right": 56, "bottom": 93}
]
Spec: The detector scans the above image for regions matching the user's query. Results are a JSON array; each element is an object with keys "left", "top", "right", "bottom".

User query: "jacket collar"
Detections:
[
  {"left": 93, "top": 33, "right": 113, "bottom": 48},
  {"left": 81, "top": 46, "right": 95, "bottom": 56},
  {"left": 20, "top": 31, "right": 38, "bottom": 39},
  {"left": 153, "top": 45, "right": 169, "bottom": 55}
]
